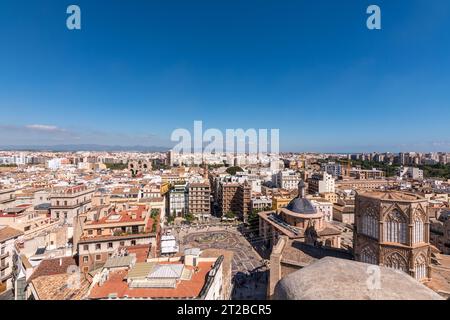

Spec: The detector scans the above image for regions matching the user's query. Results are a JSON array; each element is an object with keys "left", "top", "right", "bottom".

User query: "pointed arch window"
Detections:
[
  {"left": 385, "top": 252, "right": 408, "bottom": 273},
  {"left": 360, "top": 246, "right": 377, "bottom": 265},
  {"left": 384, "top": 210, "right": 407, "bottom": 244},
  {"left": 413, "top": 216, "right": 424, "bottom": 244},
  {"left": 361, "top": 208, "right": 378, "bottom": 239},
  {"left": 414, "top": 254, "right": 427, "bottom": 281}
]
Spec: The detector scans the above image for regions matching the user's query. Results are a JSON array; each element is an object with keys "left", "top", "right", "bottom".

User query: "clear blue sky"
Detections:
[{"left": 0, "top": 0, "right": 449, "bottom": 152}]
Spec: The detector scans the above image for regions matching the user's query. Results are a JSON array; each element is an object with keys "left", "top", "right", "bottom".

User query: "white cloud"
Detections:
[{"left": 25, "top": 124, "right": 66, "bottom": 132}]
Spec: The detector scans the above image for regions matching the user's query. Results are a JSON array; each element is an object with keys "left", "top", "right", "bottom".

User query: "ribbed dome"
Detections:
[
  {"left": 285, "top": 198, "right": 317, "bottom": 214},
  {"left": 284, "top": 179, "right": 317, "bottom": 214}
]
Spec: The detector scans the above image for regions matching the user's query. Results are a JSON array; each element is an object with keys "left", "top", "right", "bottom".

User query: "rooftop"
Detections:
[
  {"left": 358, "top": 191, "right": 425, "bottom": 202},
  {"left": 28, "top": 256, "right": 77, "bottom": 282},
  {"left": 0, "top": 226, "right": 23, "bottom": 242},
  {"left": 31, "top": 273, "right": 90, "bottom": 300},
  {"left": 273, "top": 257, "right": 444, "bottom": 300},
  {"left": 88, "top": 260, "right": 214, "bottom": 299}
]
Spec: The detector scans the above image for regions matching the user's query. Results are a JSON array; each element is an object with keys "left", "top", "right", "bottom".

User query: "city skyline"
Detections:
[{"left": 1, "top": 0, "right": 450, "bottom": 152}]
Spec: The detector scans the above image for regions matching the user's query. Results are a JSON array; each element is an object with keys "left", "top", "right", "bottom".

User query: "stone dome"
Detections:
[{"left": 273, "top": 257, "right": 444, "bottom": 300}]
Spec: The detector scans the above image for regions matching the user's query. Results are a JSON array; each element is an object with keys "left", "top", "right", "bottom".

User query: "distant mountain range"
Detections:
[{"left": 0, "top": 144, "right": 171, "bottom": 152}]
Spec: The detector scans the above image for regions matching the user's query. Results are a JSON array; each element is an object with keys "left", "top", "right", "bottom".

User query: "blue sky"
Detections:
[{"left": 0, "top": 0, "right": 449, "bottom": 152}]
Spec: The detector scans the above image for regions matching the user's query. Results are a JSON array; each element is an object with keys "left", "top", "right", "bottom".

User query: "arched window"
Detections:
[
  {"left": 385, "top": 252, "right": 408, "bottom": 273},
  {"left": 360, "top": 246, "right": 377, "bottom": 265},
  {"left": 361, "top": 208, "right": 378, "bottom": 239},
  {"left": 414, "top": 254, "right": 427, "bottom": 281},
  {"left": 413, "top": 216, "right": 424, "bottom": 244},
  {"left": 384, "top": 210, "right": 407, "bottom": 244}
]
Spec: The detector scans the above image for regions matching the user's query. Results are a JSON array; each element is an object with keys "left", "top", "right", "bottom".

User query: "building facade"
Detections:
[
  {"left": 169, "top": 183, "right": 188, "bottom": 217},
  {"left": 217, "top": 181, "right": 251, "bottom": 221},
  {"left": 50, "top": 185, "right": 95, "bottom": 225},
  {"left": 187, "top": 182, "right": 211, "bottom": 218},
  {"left": 308, "top": 172, "right": 335, "bottom": 195},
  {"left": 354, "top": 191, "right": 431, "bottom": 281},
  {"left": 0, "top": 226, "right": 24, "bottom": 294}
]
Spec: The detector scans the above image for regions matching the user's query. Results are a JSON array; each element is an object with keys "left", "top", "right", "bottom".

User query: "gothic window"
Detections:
[
  {"left": 414, "top": 254, "right": 427, "bottom": 281},
  {"left": 384, "top": 210, "right": 407, "bottom": 244},
  {"left": 385, "top": 252, "right": 408, "bottom": 273},
  {"left": 360, "top": 246, "right": 377, "bottom": 265},
  {"left": 413, "top": 216, "right": 425, "bottom": 244},
  {"left": 361, "top": 207, "right": 378, "bottom": 239}
]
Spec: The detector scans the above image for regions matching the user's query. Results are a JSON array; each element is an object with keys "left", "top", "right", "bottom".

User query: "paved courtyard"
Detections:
[{"left": 173, "top": 225, "right": 268, "bottom": 299}]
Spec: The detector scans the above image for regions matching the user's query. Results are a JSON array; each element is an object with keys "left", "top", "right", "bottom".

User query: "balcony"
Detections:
[
  {"left": 0, "top": 262, "right": 10, "bottom": 271},
  {"left": 0, "top": 251, "right": 9, "bottom": 259}
]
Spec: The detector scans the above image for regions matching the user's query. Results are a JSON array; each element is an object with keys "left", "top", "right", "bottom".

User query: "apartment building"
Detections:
[
  {"left": 50, "top": 185, "right": 95, "bottom": 225},
  {"left": 308, "top": 172, "right": 335, "bottom": 195},
  {"left": 398, "top": 166, "right": 424, "bottom": 180},
  {"left": 275, "top": 170, "right": 301, "bottom": 190},
  {"left": 0, "top": 226, "right": 24, "bottom": 294},
  {"left": 335, "top": 179, "right": 397, "bottom": 190},
  {"left": 0, "top": 205, "right": 59, "bottom": 240},
  {"left": 350, "top": 168, "right": 385, "bottom": 180},
  {"left": 187, "top": 182, "right": 211, "bottom": 218},
  {"left": 76, "top": 205, "right": 158, "bottom": 273},
  {"left": 217, "top": 181, "right": 251, "bottom": 222},
  {"left": 141, "top": 182, "right": 170, "bottom": 199},
  {"left": 310, "top": 198, "right": 334, "bottom": 222},
  {"left": 251, "top": 196, "right": 272, "bottom": 212},
  {"left": 321, "top": 162, "right": 342, "bottom": 177},
  {"left": 168, "top": 183, "right": 188, "bottom": 217}
]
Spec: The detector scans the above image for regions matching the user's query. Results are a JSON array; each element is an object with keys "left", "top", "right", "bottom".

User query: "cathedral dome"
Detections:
[
  {"left": 285, "top": 180, "right": 317, "bottom": 215},
  {"left": 285, "top": 198, "right": 317, "bottom": 214}
]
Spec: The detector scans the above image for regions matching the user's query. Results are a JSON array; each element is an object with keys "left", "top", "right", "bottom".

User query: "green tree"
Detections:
[
  {"left": 105, "top": 163, "right": 128, "bottom": 170},
  {"left": 166, "top": 215, "right": 175, "bottom": 224},
  {"left": 226, "top": 166, "right": 244, "bottom": 175},
  {"left": 184, "top": 213, "right": 196, "bottom": 223},
  {"left": 224, "top": 211, "right": 236, "bottom": 219}
]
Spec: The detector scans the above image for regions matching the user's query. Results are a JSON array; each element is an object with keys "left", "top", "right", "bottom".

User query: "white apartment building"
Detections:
[
  {"left": 275, "top": 170, "right": 301, "bottom": 190},
  {"left": 0, "top": 226, "right": 24, "bottom": 294},
  {"left": 398, "top": 166, "right": 424, "bottom": 180},
  {"left": 169, "top": 183, "right": 188, "bottom": 217},
  {"left": 310, "top": 199, "right": 334, "bottom": 222},
  {"left": 251, "top": 196, "right": 272, "bottom": 212},
  {"left": 308, "top": 172, "right": 335, "bottom": 195}
]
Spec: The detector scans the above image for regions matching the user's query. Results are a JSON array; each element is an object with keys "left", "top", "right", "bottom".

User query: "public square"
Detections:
[{"left": 172, "top": 224, "right": 268, "bottom": 300}]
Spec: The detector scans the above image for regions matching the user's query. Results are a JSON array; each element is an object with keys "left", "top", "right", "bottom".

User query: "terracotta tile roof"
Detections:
[
  {"left": 31, "top": 273, "right": 90, "bottom": 300},
  {"left": 28, "top": 256, "right": 77, "bottom": 282},
  {"left": 0, "top": 226, "right": 23, "bottom": 242}
]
